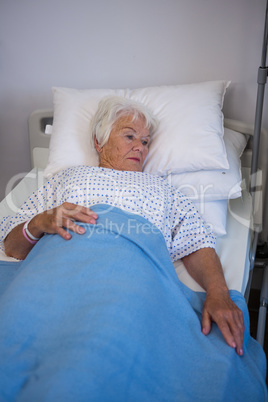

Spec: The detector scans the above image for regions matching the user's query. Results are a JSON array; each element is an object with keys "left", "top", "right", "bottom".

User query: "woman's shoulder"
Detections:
[{"left": 49, "top": 165, "right": 98, "bottom": 179}]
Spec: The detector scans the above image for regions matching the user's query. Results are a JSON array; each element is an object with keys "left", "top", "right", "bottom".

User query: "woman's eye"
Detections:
[
  {"left": 126, "top": 135, "right": 133, "bottom": 140},
  {"left": 142, "top": 140, "right": 149, "bottom": 146}
]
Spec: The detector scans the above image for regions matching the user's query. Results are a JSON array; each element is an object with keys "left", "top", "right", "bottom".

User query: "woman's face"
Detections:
[{"left": 95, "top": 114, "right": 150, "bottom": 172}]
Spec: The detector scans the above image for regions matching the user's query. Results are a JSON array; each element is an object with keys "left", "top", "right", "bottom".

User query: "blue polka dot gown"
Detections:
[{"left": 0, "top": 166, "right": 216, "bottom": 261}]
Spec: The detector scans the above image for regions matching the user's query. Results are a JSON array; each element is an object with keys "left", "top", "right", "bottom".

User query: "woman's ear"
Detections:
[{"left": 94, "top": 136, "right": 102, "bottom": 153}]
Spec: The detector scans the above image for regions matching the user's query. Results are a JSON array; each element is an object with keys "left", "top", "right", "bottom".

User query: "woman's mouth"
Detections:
[{"left": 128, "top": 157, "right": 140, "bottom": 162}]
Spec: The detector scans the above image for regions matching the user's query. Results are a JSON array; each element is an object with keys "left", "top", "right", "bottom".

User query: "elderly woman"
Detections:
[{"left": 3, "top": 96, "right": 244, "bottom": 358}]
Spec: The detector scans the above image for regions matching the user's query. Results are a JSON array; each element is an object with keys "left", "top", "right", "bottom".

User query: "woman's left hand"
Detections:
[
  {"left": 182, "top": 248, "right": 245, "bottom": 356},
  {"left": 202, "top": 288, "right": 245, "bottom": 356}
]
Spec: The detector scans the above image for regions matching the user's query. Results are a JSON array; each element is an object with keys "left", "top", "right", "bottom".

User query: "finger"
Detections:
[
  {"left": 56, "top": 226, "right": 72, "bottom": 240},
  {"left": 68, "top": 211, "right": 97, "bottom": 225},
  {"left": 62, "top": 203, "right": 98, "bottom": 220},
  {"left": 236, "top": 309, "right": 245, "bottom": 332},
  {"left": 201, "top": 310, "right": 212, "bottom": 335},
  {"left": 54, "top": 218, "right": 86, "bottom": 239},
  {"left": 80, "top": 206, "right": 98, "bottom": 219},
  {"left": 229, "top": 311, "right": 245, "bottom": 356},
  {"left": 51, "top": 205, "right": 94, "bottom": 227},
  {"left": 215, "top": 318, "right": 237, "bottom": 350},
  {"left": 63, "top": 219, "right": 86, "bottom": 235},
  {"left": 219, "top": 304, "right": 244, "bottom": 355}
]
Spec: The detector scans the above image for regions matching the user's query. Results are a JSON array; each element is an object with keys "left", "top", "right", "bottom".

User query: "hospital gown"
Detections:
[{"left": 0, "top": 166, "right": 216, "bottom": 261}]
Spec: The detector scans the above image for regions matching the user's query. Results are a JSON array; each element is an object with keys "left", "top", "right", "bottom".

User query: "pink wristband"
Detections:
[{"left": 22, "top": 222, "right": 38, "bottom": 245}]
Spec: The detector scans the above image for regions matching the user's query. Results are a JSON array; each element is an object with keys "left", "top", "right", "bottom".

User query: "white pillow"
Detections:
[
  {"left": 166, "top": 128, "right": 247, "bottom": 201},
  {"left": 44, "top": 81, "right": 230, "bottom": 179},
  {"left": 193, "top": 199, "right": 228, "bottom": 236}
]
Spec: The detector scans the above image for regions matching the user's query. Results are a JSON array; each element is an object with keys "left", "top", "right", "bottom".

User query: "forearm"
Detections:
[
  {"left": 4, "top": 203, "right": 98, "bottom": 260},
  {"left": 4, "top": 216, "right": 43, "bottom": 260},
  {"left": 182, "top": 247, "right": 228, "bottom": 294}
]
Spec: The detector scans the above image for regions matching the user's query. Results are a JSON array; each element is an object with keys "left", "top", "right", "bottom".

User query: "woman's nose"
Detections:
[{"left": 133, "top": 139, "right": 144, "bottom": 152}]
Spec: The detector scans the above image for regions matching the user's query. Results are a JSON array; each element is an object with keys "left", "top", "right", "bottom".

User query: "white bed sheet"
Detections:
[{"left": 0, "top": 168, "right": 252, "bottom": 294}]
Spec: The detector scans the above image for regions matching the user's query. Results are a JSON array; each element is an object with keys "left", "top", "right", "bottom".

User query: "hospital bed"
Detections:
[
  {"left": 0, "top": 118, "right": 254, "bottom": 291},
  {"left": 1, "top": 86, "right": 266, "bottom": 297},
  {"left": 0, "top": 82, "right": 267, "bottom": 400}
]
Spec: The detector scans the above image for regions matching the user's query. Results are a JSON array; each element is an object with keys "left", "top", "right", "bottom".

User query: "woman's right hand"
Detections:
[
  {"left": 29, "top": 202, "right": 98, "bottom": 240},
  {"left": 5, "top": 203, "right": 98, "bottom": 260}
]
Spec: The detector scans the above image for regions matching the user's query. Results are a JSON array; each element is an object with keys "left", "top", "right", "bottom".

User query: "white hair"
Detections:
[{"left": 90, "top": 96, "right": 158, "bottom": 148}]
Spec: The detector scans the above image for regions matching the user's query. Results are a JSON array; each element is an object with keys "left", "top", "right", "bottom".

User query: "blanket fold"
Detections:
[{"left": 0, "top": 204, "right": 266, "bottom": 401}]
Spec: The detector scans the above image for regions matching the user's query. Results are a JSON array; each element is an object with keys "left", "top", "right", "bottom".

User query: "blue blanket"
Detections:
[{"left": 0, "top": 205, "right": 267, "bottom": 401}]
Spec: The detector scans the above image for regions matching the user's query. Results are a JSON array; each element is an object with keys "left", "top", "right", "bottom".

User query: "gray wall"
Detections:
[{"left": 1, "top": 0, "right": 267, "bottom": 204}]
